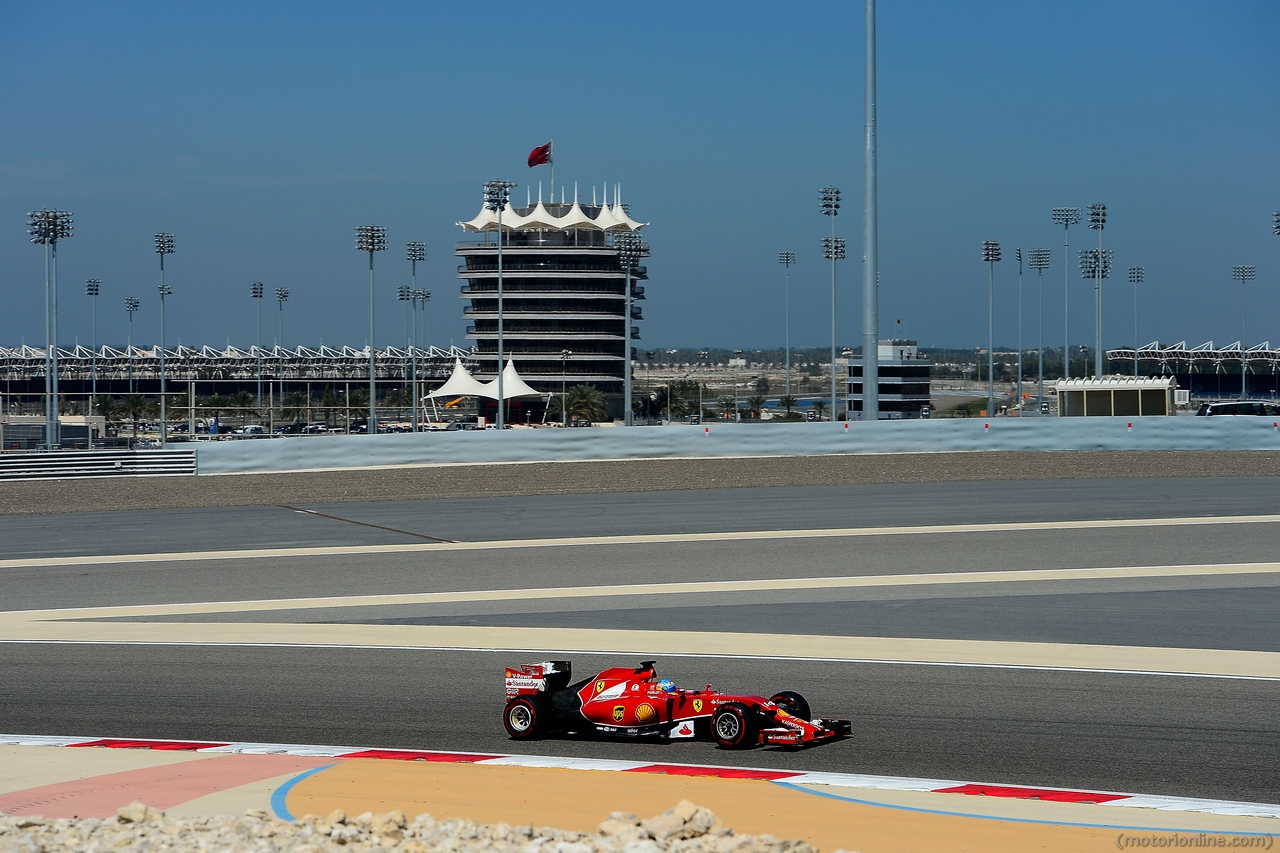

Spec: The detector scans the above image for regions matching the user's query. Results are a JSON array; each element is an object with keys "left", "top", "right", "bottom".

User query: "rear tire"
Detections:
[
  {"left": 712, "top": 702, "right": 758, "bottom": 749},
  {"left": 504, "top": 696, "right": 550, "bottom": 739},
  {"left": 769, "top": 691, "right": 811, "bottom": 721}
]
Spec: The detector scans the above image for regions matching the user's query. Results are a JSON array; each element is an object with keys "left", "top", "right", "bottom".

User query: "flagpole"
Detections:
[{"left": 549, "top": 138, "right": 554, "bottom": 201}]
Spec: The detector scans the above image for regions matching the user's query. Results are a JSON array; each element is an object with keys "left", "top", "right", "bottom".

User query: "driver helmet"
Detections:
[{"left": 657, "top": 679, "right": 677, "bottom": 693}]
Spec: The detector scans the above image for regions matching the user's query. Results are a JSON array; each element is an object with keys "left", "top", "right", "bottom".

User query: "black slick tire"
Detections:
[
  {"left": 769, "top": 691, "right": 811, "bottom": 721},
  {"left": 504, "top": 696, "right": 549, "bottom": 739},
  {"left": 712, "top": 702, "right": 758, "bottom": 749}
]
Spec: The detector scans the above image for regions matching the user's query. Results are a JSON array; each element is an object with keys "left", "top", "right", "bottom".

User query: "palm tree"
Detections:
[
  {"left": 121, "top": 395, "right": 155, "bottom": 439},
  {"left": 93, "top": 395, "right": 120, "bottom": 428},
  {"left": 229, "top": 390, "right": 257, "bottom": 426},
  {"left": 813, "top": 399, "right": 829, "bottom": 421},
  {"left": 716, "top": 395, "right": 736, "bottom": 419},
  {"left": 320, "top": 390, "right": 342, "bottom": 427},
  {"left": 280, "top": 391, "right": 310, "bottom": 423},
  {"left": 384, "top": 387, "right": 412, "bottom": 419},
  {"left": 746, "top": 393, "right": 767, "bottom": 418},
  {"left": 778, "top": 395, "right": 798, "bottom": 416},
  {"left": 566, "top": 384, "right": 607, "bottom": 422},
  {"left": 200, "top": 395, "right": 229, "bottom": 433}
]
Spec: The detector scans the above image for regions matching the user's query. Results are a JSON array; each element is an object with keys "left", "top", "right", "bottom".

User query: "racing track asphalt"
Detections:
[{"left": 1, "top": 476, "right": 1278, "bottom": 808}]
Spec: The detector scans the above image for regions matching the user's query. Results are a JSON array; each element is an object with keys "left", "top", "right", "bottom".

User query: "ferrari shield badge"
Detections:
[
  {"left": 612, "top": 705, "right": 626, "bottom": 722},
  {"left": 594, "top": 680, "right": 607, "bottom": 695},
  {"left": 692, "top": 699, "right": 703, "bottom": 713}
]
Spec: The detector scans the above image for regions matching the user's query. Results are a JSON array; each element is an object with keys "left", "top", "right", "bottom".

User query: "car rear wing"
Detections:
[{"left": 504, "top": 661, "right": 572, "bottom": 697}]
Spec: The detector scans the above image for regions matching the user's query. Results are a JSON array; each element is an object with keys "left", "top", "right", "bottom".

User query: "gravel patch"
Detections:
[
  {"left": 2, "top": 450, "right": 1279, "bottom": 517},
  {"left": 0, "top": 800, "right": 844, "bottom": 853}
]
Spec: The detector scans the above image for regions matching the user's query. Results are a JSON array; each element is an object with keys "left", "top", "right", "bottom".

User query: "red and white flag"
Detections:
[{"left": 528, "top": 141, "right": 552, "bottom": 168}]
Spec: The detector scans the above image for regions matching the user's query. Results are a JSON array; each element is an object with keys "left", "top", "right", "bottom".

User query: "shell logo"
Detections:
[{"left": 635, "top": 703, "right": 656, "bottom": 723}]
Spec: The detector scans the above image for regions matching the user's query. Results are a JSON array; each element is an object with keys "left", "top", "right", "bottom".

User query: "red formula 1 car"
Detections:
[{"left": 503, "top": 660, "right": 851, "bottom": 749}]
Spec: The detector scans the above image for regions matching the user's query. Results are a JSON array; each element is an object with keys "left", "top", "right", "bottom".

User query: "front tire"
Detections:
[
  {"left": 504, "top": 696, "right": 549, "bottom": 739},
  {"left": 769, "top": 691, "right": 811, "bottom": 721},
  {"left": 712, "top": 702, "right": 758, "bottom": 749}
]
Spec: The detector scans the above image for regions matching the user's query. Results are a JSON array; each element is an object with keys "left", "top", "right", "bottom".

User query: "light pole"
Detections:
[
  {"left": 1088, "top": 202, "right": 1107, "bottom": 377},
  {"left": 85, "top": 279, "right": 100, "bottom": 445},
  {"left": 1053, "top": 208, "right": 1082, "bottom": 379},
  {"left": 398, "top": 285, "right": 411, "bottom": 421},
  {"left": 982, "top": 241, "right": 1001, "bottom": 417},
  {"left": 155, "top": 232, "right": 174, "bottom": 448},
  {"left": 820, "top": 187, "right": 842, "bottom": 421},
  {"left": 1015, "top": 249, "right": 1023, "bottom": 408},
  {"left": 483, "top": 180, "right": 516, "bottom": 428},
  {"left": 413, "top": 287, "right": 430, "bottom": 428},
  {"left": 733, "top": 349, "right": 744, "bottom": 422},
  {"left": 1232, "top": 265, "right": 1257, "bottom": 400},
  {"left": 697, "top": 350, "right": 708, "bottom": 418},
  {"left": 407, "top": 242, "right": 426, "bottom": 432},
  {"left": 1026, "top": 248, "right": 1051, "bottom": 407},
  {"left": 778, "top": 251, "right": 796, "bottom": 396},
  {"left": 276, "top": 288, "right": 289, "bottom": 405},
  {"left": 28, "top": 209, "right": 73, "bottom": 449},
  {"left": 125, "top": 297, "right": 140, "bottom": 393},
  {"left": 254, "top": 280, "right": 267, "bottom": 409},
  {"left": 560, "top": 349, "right": 571, "bottom": 427},
  {"left": 1128, "top": 266, "right": 1145, "bottom": 378},
  {"left": 862, "top": 0, "right": 880, "bottom": 423},
  {"left": 1079, "top": 247, "right": 1113, "bottom": 378},
  {"left": 615, "top": 231, "right": 649, "bottom": 426},
  {"left": 355, "top": 225, "right": 387, "bottom": 434}
]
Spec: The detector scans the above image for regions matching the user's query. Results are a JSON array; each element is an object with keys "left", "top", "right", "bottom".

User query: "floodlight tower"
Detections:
[
  {"left": 1128, "top": 267, "right": 1145, "bottom": 377},
  {"left": 85, "top": 279, "right": 101, "bottom": 435},
  {"left": 355, "top": 224, "right": 387, "bottom": 434},
  {"left": 276, "top": 288, "right": 289, "bottom": 403},
  {"left": 616, "top": 231, "right": 649, "bottom": 426},
  {"left": 1026, "top": 248, "right": 1051, "bottom": 406},
  {"left": 1015, "top": 249, "right": 1024, "bottom": 407},
  {"left": 1087, "top": 203, "right": 1107, "bottom": 376},
  {"left": 251, "top": 282, "right": 264, "bottom": 409},
  {"left": 154, "top": 232, "right": 174, "bottom": 447},
  {"left": 820, "top": 186, "right": 842, "bottom": 420},
  {"left": 28, "top": 208, "right": 73, "bottom": 449},
  {"left": 982, "top": 241, "right": 1001, "bottom": 417},
  {"left": 1052, "top": 208, "right": 1082, "bottom": 378},
  {"left": 125, "top": 297, "right": 140, "bottom": 392},
  {"left": 778, "top": 252, "right": 796, "bottom": 395},
  {"left": 1232, "top": 265, "right": 1256, "bottom": 399},
  {"left": 483, "top": 180, "right": 516, "bottom": 427},
  {"left": 407, "top": 242, "right": 426, "bottom": 432},
  {"left": 1078, "top": 248, "right": 1113, "bottom": 377},
  {"left": 862, "top": 0, "right": 880, "bottom": 423}
]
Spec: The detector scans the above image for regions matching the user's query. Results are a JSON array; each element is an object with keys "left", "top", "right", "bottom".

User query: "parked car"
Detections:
[{"left": 1195, "top": 401, "right": 1280, "bottom": 416}]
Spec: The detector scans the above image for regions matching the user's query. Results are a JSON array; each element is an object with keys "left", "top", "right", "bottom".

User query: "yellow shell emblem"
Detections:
[
  {"left": 635, "top": 703, "right": 656, "bottom": 723},
  {"left": 692, "top": 699, "right": 703, "bottom": 713},
  {"left": 594, "top": 680, "right": 607, "bottom": 694},
  {"left": 612, "top": 705, "right": 625, "bottom": 722}
]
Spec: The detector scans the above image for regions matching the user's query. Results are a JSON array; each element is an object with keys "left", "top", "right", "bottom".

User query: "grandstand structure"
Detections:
[
  {"left": 0, "top": 343, "right": 475, "bottom": 397},
  {"left": 1106, "top": 341, "right": 1280, "bottom": 397}
]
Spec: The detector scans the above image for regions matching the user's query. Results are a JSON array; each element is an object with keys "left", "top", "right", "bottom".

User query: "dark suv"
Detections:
[{"left": 1195, "top": 401, "right": 1280, "bottom": 416}]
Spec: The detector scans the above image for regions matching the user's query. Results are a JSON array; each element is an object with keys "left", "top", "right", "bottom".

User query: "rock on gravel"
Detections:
[{"left": 0, "top": 801, "right": 858, "bottom": 853}]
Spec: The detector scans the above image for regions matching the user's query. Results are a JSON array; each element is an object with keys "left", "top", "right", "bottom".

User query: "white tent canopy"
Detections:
[
  {"left": 480, "top": 360, "right": 544, "bottom": 400},
  {"left": 425, "top": 358, "right": 491, "bottom": 399}
]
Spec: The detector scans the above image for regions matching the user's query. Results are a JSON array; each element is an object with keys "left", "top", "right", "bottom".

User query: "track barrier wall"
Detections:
[{"left": 193, "top": 418, "right": 1280, "bottom": 475}]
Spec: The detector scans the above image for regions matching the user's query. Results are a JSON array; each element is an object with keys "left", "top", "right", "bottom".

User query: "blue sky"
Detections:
[{"left": 2, "top": 1, "right": 1278, "bottom": 353}]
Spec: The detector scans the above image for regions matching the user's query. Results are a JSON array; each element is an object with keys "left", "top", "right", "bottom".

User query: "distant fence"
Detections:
[
  {"left": 0, "top": 449, "right": 198, "bottom": 481},
  {"left": 193, "top": 417, "right": 1280, "bottom": 475}
]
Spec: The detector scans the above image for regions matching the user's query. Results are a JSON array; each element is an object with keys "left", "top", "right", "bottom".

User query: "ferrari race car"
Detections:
[{"left": 503, "top": 660, "right": 851, "bottom": 749}]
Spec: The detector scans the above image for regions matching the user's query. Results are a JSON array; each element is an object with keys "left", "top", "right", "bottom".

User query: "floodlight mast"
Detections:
[
  {"left": 778, "top": 252, "right": 796, "bottom": 396},
  {"left": 276, "top": 288, "right": 289, "bottom": 404},
  {"left": 1078, "top": 247, "right": 1113, "bottom": 377},
  {"left": 85, "top": 279, "right": 101, "bottom": 445},
  {"left": 1088, "top": 203, "right": 1107, "bottom": 377},
  {"left": 862, "top": 0, "right": 879, "bottom": 423},
  {"left": 483, "top": 180, "right": 516, "bottom": 428},
  {"left": 1016, "top": 249, "right": 1023, "bottom": 408},
  {"left": 125, "top": 297, "right": 140, "bottom": 392},
  {"left": 407, "top": 242, "right": 426, "bottom": 432},
  {"left": 155, "top": 232, "right": 174, "bottom": 447},
  {"left": 1232, "top": 265, "right": 1257, "bottom": 399},
  {"left": 28, "top": 209, "right": 73, "bottom": 449},
  {"left": 1026, "top": 249, "right": 1052, "bottom": 408},
  {"left": 616, "top": 231, "right": 649, "bottom": 426},
  {"left": 1052, "top": 208, "right": 1082, "bottom": 379},
  {"left": 355, "top": 225, "right": 387, "bottom": 434},
  {"left": 820, "top": 186, "right": 842, "bottom": 421},
  {"left": 1128, "top": 267, "right": 1145, "bottom": 377},
  {"left": 982, "top": 241, "right": 1001, "bottom": 418},
  {"left": 251, "top": 282, "right": 264, "bottom": 410}
]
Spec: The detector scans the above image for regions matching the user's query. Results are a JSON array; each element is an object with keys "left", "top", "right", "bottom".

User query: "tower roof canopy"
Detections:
[{"left": 458, "top": 201, "right": 646, "bottom": 233}]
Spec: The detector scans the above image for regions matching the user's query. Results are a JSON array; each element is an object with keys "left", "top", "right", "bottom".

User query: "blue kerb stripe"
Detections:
[
  {"left": 271, "top": 764, "right": 334, "bottom": 821},
  {"left": 770, "top": 781, "right": 1274, "bottom": 837}
]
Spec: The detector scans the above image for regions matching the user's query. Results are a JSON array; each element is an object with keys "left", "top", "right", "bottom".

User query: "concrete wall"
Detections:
[{"left": 194, "top": 417, "right": 1280, "bottom": 474}]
